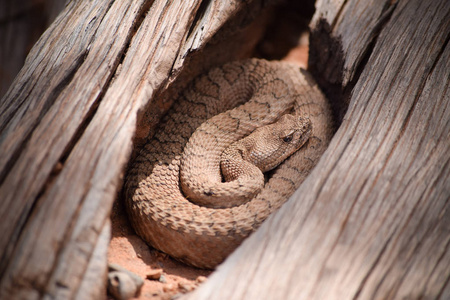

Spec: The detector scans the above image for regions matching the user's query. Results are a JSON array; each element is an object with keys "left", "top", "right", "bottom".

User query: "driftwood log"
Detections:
[{"left": 0, "top": 0, "right": 448, "bottom": 299}]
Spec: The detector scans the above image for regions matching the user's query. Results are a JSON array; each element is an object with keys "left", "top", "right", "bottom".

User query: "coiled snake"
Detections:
[{"left": 124, "top": 59, "right": 333, "bottom": 269}]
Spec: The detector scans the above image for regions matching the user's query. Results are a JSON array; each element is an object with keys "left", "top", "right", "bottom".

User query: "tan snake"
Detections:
[{"left": 124, "top": 59, "right": 334, "bottom": 269}]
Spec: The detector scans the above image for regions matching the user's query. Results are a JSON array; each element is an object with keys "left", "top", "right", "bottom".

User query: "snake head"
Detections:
[
  {"left": 248, "top": 114, "right": 312, "bottom": 173},
  {"left": 220, "top": 113, "right": 312, "bottom": 182},
  {"left": 279, "top": 114, "right": 312, "bottom": 148}
]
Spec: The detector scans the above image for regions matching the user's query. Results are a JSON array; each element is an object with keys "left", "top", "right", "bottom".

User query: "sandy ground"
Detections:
[
  {"left": 108, "top": 199, "right": 211, "bottom": 300},
  {"left": 107, "top": 29, "right": 308, "bottom": 300}
]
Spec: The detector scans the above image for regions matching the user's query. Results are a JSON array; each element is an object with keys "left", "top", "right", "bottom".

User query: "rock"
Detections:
[
  {"left": 178, "top": 282, "right": 195, "bottom": 293},
  {"left": 108, "top": 271, "right": 138, "bottom": 300},
  {"left": 107, "top": 264, "right": 144, "bottom": 300},
  {"left": 108, "top": 263, "right": 144, "bottom": 287},
  {"left": 146, "top": 268, "right": 163, "bottom": 280},
  {"left": 196, "top": 275, "right": 207, "bottom": 284},
  {"left": 163, "top": 283, "right": 176, "bottom": 293}
]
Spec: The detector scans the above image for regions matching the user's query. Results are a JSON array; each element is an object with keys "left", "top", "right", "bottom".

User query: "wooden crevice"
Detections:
[{"left": 1, "top": 0, "right": 448, "bottom": 299}]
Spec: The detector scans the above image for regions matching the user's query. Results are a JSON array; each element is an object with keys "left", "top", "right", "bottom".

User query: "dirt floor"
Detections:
[
  {"left": 107, "top": 29, "right": 309, "bottom": 300},
  {"left": 108, "top": 199, "right": 211, "bottom": 300}
]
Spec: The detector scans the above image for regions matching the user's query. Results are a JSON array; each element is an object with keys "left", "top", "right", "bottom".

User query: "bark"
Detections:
[{"left": 0, "top": 0, "right": 448, "bottom": 299}]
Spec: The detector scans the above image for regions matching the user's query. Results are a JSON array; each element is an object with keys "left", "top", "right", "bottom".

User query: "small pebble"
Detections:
[
  {"left": 107, "top": 271, "right": 138, "bottom": 300},
  {"left": 108, "top": 263, "right": 144, "bottom": 287},
  {"left": 146, "top": 268, "right": 163, "bottom": 280},
  {"left": 163, "top": 283, "right": 176, "bottom": 292},
  {"left": 196, "top": 276, "right": 207, "bottom": 283},
  {"left": 178, "top": 282, "right": 195, "bottom": 293},
  {"left": 107, "top": 264, "right": 144, "bottom": 300},
  {"left": 159, "top": 274, "right": 167, "bottom": 283}
]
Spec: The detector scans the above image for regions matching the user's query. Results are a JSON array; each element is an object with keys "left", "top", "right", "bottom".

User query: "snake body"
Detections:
[{"left": 124, "top": 59, "right": 334, "bottom": 269}]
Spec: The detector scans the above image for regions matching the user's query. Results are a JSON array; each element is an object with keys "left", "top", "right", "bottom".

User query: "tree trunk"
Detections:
[{"left": 0, "top": 0, "right": 448, "bottom": 299}]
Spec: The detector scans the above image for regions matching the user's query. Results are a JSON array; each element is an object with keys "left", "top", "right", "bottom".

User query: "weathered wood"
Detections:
[
  {"left": 186, "top": 0, "right": 450, "bottom": 299},
  {"left": 309, "top": 0, "right": 396, "bottom": 120},
  {"left": 0, "top": 1, "right": 150, "bottom": 297},
  {"left": 0, "top": 0, "right": 278, "bottom": 298}
]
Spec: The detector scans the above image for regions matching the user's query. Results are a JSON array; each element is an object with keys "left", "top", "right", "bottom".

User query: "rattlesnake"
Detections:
[{"left": 124, "top": 59, "right": 334, "bottom": 269}]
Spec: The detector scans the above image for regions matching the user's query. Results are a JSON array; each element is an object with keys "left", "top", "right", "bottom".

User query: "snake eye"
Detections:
[
  {"left": 281, "top": 129, "right": 295, "bottom": 143},
  {"left": 283, "top": 135, "right": 293, "bottom": 143}
]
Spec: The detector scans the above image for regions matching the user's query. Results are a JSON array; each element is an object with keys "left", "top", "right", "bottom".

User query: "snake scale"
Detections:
[{"left": 124, "top": 59, "right": 334, "bottom": 269}]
